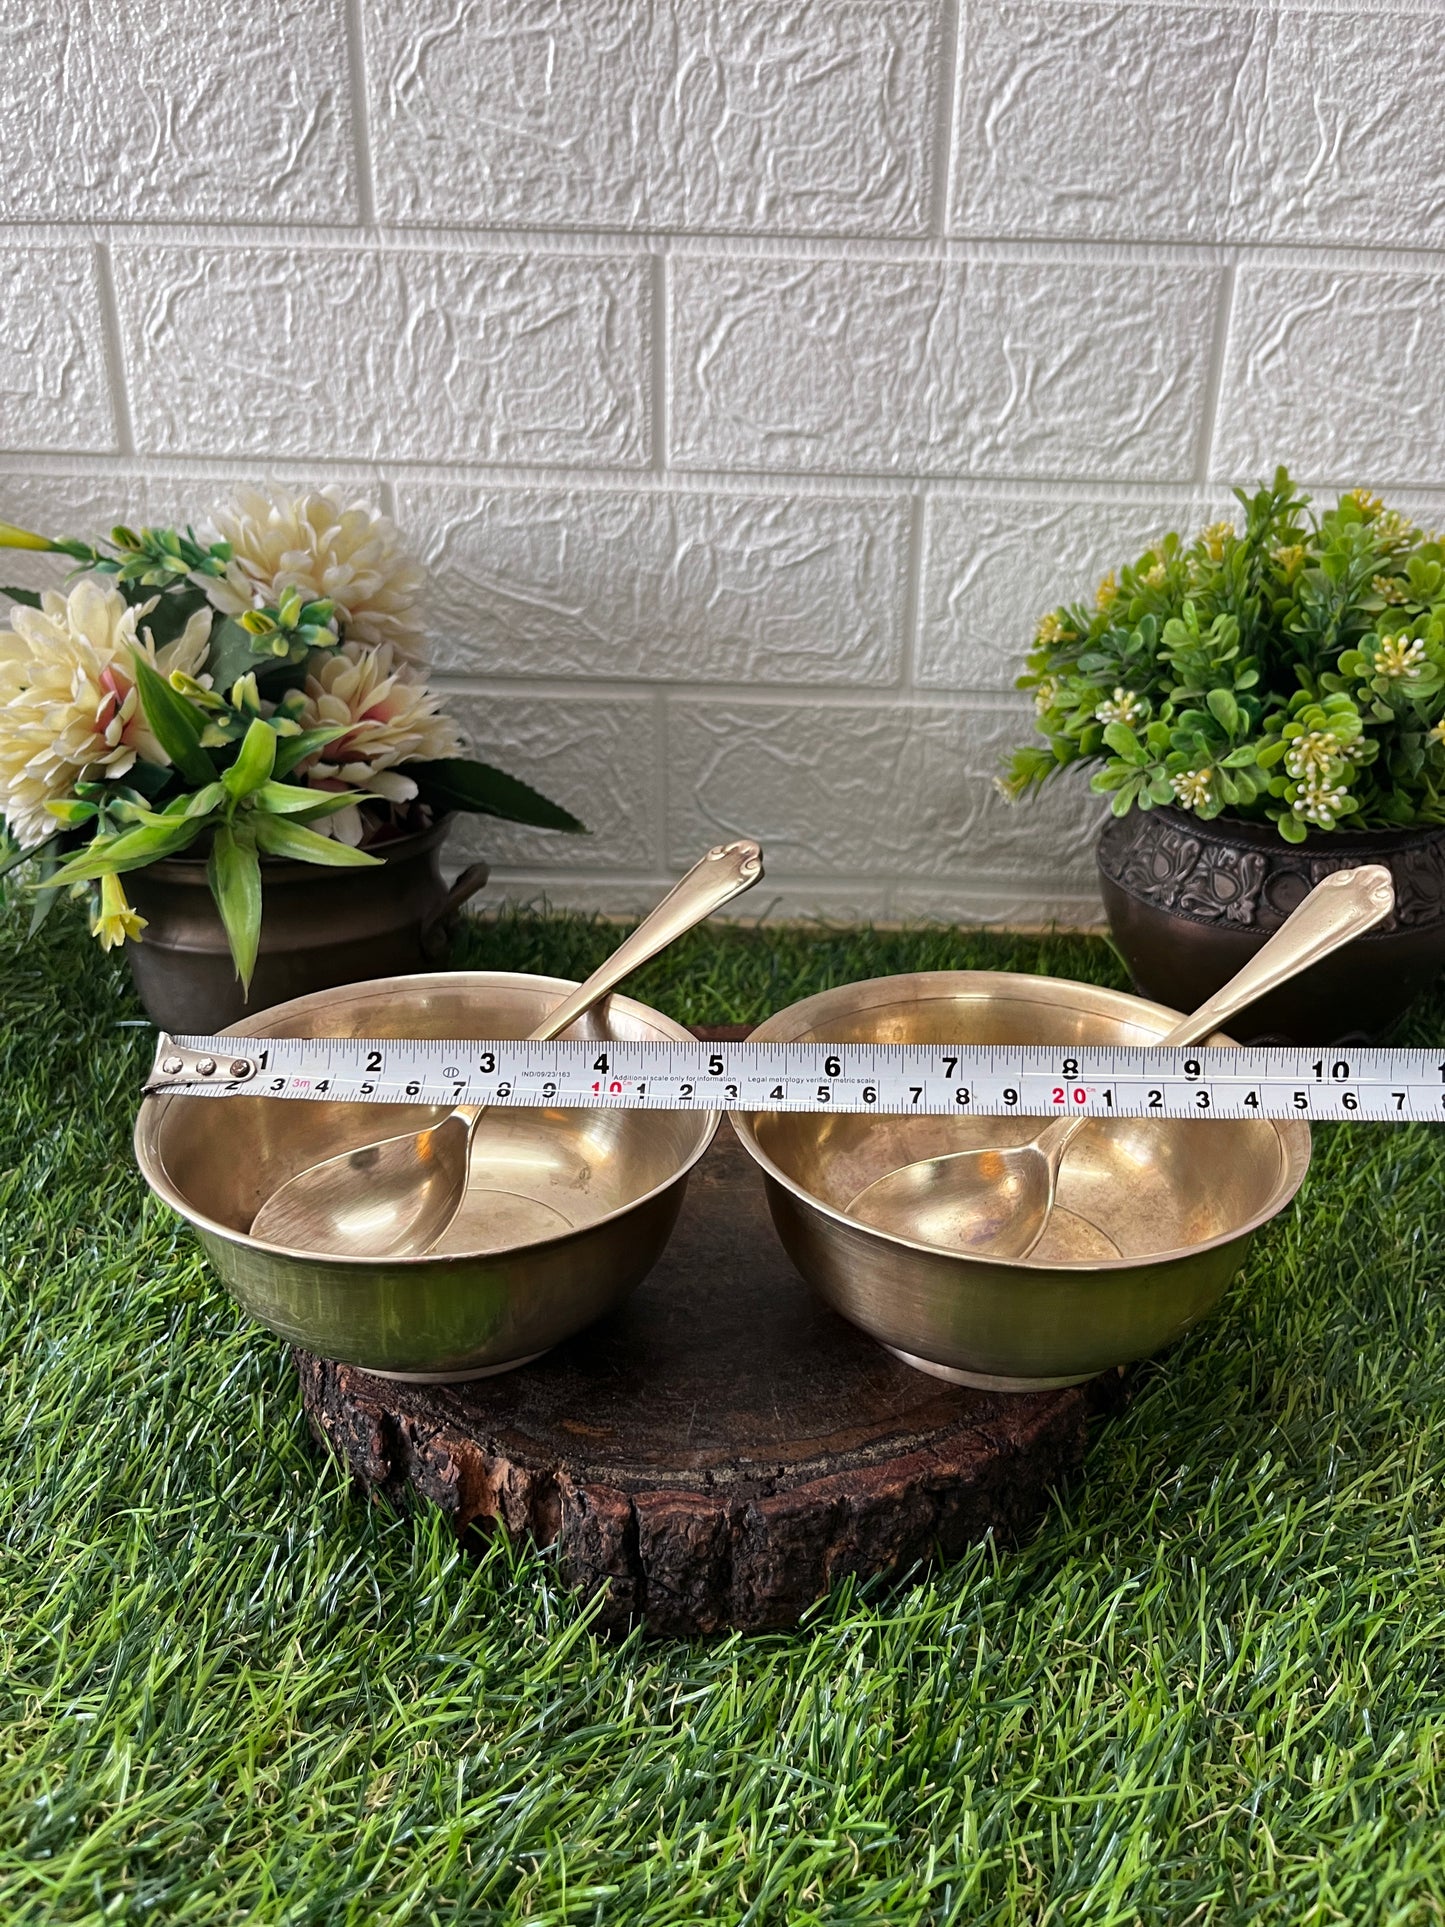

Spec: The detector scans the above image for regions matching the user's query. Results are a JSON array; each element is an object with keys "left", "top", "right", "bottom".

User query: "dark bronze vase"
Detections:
[
  {"left": 124, "top": 816, "right": 489, "bottom": 1034},
  {"left": 1097, "top": 806, "right": 1445, "bottom": 1044}
]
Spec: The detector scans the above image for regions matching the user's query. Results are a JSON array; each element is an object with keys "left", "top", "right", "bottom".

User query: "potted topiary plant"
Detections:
[
  {"left": 0, "top": 488, "right": 582, "bottom": 1031},
  {"left": 1003, "top": 470, "right": 1445, "bottom": 1042}
]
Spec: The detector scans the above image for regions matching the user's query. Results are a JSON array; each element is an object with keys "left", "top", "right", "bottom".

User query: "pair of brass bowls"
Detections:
[{"left": 134, "top": 969, "right": 1311, "bottom": 1390}]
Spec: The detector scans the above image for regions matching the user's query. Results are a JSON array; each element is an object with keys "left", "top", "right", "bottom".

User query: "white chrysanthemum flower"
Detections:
[
  {"left": 0, "top": 578, "right": 210, "bottom": 847},
  {"left": 1094, "top": 686, "right": 1148, "bottom": 728},
  {"left": 1032, "top": 675, "right": 1061, "bottom": 715},
  {"left": 294, "top": 643, "right": 463, "bottom": 844},
  {"left": 201, "top": 485, "right": 426, "bottom": 661},
  {"left": 1170, "top": 766, "right": 1213, "bottom": 810}
]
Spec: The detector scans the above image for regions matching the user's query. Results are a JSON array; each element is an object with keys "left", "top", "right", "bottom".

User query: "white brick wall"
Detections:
[{"left": 4, "top": 0, "right": 1444, "bottom": 924}]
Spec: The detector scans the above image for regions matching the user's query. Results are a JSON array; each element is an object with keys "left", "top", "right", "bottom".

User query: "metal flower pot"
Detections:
[
  {"left": 124, "top": 815, "right": 489, "bottom": 1034},
  {"left": 1097, "top": 806, "right": 1445, "bottom": 1043}
]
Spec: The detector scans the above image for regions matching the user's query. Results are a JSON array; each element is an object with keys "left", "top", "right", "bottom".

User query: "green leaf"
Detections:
[
  {"left": 205, "top": 615, "right": 272, "bottom": 693},
  {"left": 271, "top": 725, "right": 346, "bottom": 779},
  {"left": 250, "top": 817, "right": 384, "bottom": 867},
  {"left": 183, "top": 782, "right": 227, "bottom": 819},
  {"left": 250, "top": 781, "right": 373, "bottom": 818},
  {"left": 122, "top": 757, "right": 175, "bottom": 799},
  {"left": 221, "top": 718, "right": 278, "bottom": 800},
  {"left": 1100, "top": 724, "right": 1146, "bottom": 766},
  {"left": 208, "top": 821, "right": 263, "bottom": 990},
  {"left": 27, "top": 842, "right": 62, "bottom": 934},
  {"left": 1206, "top": 687, "right": 1239, "bottom": 732},
  {"left": 137, "top": 585, "right": 210, "bottom": 650},
  {"left": 130, "top": 652, "right": 215, "bottom": 786},
  {"left": 0, "top": 584, "right": 42, "bottom": 610},
  {"left": 0, "top": 831, "right": 62, "bottom": 879},
  {"left": 42, "top": 816, "right": 205, "bottom": 886},
  {"left": 405, "top": 758, "right": 586, "bottom": 833}
]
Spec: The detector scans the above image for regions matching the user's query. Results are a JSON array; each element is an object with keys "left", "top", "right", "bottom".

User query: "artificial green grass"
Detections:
[{"left": 3, "top": 898, "right": 1445, "bottom": 1924}]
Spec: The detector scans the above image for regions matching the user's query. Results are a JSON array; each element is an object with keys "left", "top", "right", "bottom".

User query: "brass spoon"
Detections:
[
  {"left": 250, "top": 840, "right": 764, "bottom": 1258},
  {"left": 847, "top": 864, "right": 1396, "bottom": 1261}
]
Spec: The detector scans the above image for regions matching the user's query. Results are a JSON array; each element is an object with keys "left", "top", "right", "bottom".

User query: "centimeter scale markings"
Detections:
[{"left": 148, "top": 1034, "right": 1445, "bottom": 1124}]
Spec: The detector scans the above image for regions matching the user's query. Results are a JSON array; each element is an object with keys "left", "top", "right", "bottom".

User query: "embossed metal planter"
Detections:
[
  {"left": 124, "top": 816, "right": 489, "bottom": 1035},
  {"left": 1097, "top": 807, "right": 1445, "bottom": 1043}
]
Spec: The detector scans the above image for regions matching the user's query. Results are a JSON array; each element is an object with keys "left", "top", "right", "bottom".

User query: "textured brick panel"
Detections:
[
  {"left": 1252, "top": 5, "right": 1445, "bottom": 250},
  {"left": 0, "top": 472, "right": 137, "bottom": 586},
  {"left": 397, "top": 481, "right": 910, "bottom": 684},
  {"left": 470, "top": 873, "right": 889, "bottom": 921},
  {"left": 664, "top": 700, "right": 1103, "bottom": 881},
  {"left": 950, "top": 1, "right": 1265, "bottom": 243},
  {"left": 115, "top": 247, "right": 651, "bottom": 467},
  {"left": 670, "top": 255, "right": 1220, "bottom": 479},
  {"left": 0, "top": 0, "right": 355, "bottom": 223},
  {"left": 1213, "top": 264, "right": 1445, "bottom": 487},
  {"left": 441, "top": 691, "right": 657, "bottom": 872},
  {"left": 368, "top": 0, "right": 940, "bottom": 236},
  {"left": 919, "top": 494, "right": 1198, "bottom": 691},
  {"left": 0, "top": 249, "right": 113, "bottom": 453},
  {"left": 894, "top": 880, "right": 1104, "bottom": 926},
  {"left": 951, "top": 3, "right": 1445, "bottom": 250}
]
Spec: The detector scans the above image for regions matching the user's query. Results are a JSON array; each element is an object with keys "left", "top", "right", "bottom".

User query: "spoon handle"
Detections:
[
  {"left": 1033, "top": 862, "right": 1396, "bottom": 1163},
  {"left": 446, "top": 840, "right": 763, "bottom": 1131},
  {"left": 539, "top": 839, "right": 767, "bottom": 1046},
  {"left": 1152, "top": 862, "right": 1395, "bottom": 1050}
]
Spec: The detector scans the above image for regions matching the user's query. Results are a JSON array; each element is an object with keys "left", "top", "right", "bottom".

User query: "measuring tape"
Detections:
[{"left": 145, "top": 1032, "right": 1445, "bottom": 1124}]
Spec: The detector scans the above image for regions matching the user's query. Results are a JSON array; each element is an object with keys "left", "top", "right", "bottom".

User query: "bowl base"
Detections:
[
  {"left": 367, "top": 1349, "right": 550, "bottom": 1384},
  {"left": 883, "top": 1344, "right": 1094, "bottom": 1392}
]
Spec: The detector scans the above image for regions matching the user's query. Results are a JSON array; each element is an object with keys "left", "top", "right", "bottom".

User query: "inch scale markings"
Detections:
[{"left": 146, "top": 1035, "right": 1445, "bottom": 1125}]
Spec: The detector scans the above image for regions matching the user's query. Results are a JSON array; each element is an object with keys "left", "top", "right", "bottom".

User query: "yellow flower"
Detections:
[
  {"left": 202, "top": 485, "right": 426, "bottom": 661},
  {"left": 1095, "top": 572, "right": 1119, "bottom": 611},
  {"left": 90, "top": 873, "right": 147, "bottom": 951},
  {"left": 1201, "top": 521, "right": 1235, "bottom": 562},
  {"left": 1372, "top": 574, "right": 1407, "bottom": 605},
  {"left": 1141, "top": 562, "right": 1167, "bottom": 589},
  {"left": 0, "top": 578, "right": 211, "bottom": 847},
  {"left": 294, "top": 643, "right": 462, "bottom": 844},
  {"left": 1344, "top": 488, "right": 1385, "bottom": 520},
  {"left": 1272, "top": 543, "right": 1305, "bottom": 574},
  {"left": 1429, "top": 719, "right": 1445, "bottom": 746},
  {"left": 1035, "top": 612, "right": 1074, "bottom": 646}
]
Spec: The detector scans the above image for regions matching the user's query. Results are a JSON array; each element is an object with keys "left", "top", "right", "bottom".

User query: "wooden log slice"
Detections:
[{"left": 297, "top": 1031, "right": 1126, "bottom": 1637}]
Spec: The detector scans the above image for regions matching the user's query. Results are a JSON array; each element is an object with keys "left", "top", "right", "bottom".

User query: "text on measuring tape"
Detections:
[{"left": 145, "top": 1034, "right": 1445, "bottom": 1123}]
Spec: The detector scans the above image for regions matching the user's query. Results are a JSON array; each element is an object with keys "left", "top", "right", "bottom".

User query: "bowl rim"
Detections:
[
  {"left": 729, "top": 968, "right": 1312, "bottom": 1273},
  {"left": 134, "top": 969, "right": 720, "bottom": 1266}
]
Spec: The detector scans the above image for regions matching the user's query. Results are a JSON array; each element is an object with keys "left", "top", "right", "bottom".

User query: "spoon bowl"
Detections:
[
  {"left": 843, "top": 865, "right": 1394, "bottom": 1262},
  {"left": 250, "top": 840, "right": 762, "bottom": 1257}
]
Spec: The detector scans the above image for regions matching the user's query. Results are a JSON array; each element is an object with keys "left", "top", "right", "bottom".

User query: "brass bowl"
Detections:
[
  {"left": 134, "top": 971, "right": 717, "bottom": 1380},
  {"left": 731, "top": 971, "right": 1311, "bottom": 1390}
]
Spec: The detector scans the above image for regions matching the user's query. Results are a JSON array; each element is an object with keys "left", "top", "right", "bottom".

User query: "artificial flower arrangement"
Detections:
[
  {"left": 0, "top": 487, "right": 580, "bottom": 986},
  {"left": 1003, "top": 470, "right": 1445, "bottom": 843}
]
